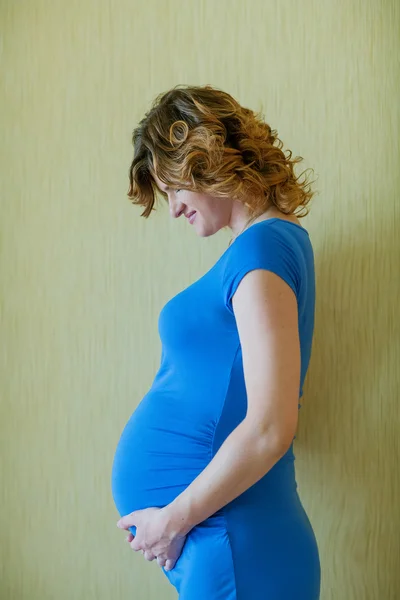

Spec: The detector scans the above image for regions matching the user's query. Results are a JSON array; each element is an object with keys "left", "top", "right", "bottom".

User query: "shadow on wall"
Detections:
[{"left": 296, "top": 210, "right": 400, "bottom": 599}]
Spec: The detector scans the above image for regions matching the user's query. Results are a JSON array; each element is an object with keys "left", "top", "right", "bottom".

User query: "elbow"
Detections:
[
  {"left": 244, "top": 419, "right": 297, "bottom": 457},
  {"left": 264, "top": 431, "right": 294, "bottom": 457},
  {"left": 274, "top": 432, "right": 295, "bottom": 455}
]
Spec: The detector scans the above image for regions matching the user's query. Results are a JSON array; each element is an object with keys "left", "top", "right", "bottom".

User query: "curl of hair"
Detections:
[{"left": 127, "top": 84, "right": 317, "bottom": 219}]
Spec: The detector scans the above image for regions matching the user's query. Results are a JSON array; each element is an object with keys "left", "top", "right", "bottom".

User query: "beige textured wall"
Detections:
[{"left": 1, "top": 1, "right": 399, "bottom": 598}]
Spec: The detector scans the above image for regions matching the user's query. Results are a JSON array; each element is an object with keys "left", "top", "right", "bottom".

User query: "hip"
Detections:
[{"left": 163, "top": 502, "right": 320, "bottom": 599}]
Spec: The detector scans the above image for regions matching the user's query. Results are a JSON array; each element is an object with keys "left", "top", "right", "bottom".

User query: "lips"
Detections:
[{"left": 186, "top": 211, "right": 197, "bottom": 224}]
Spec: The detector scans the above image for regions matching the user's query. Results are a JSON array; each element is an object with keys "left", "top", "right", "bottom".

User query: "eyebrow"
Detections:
[{"left": 157, "top": 183, "right": 184, "bottom": 193}]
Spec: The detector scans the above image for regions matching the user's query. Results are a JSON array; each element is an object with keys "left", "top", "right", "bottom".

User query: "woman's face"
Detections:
[{"left": 153, "top": 174, "right": 233, "bottom": 238}]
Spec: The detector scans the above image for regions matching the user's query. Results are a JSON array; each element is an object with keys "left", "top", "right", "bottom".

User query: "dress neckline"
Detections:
[
  {"left": 237, "top": 217, "right": 309, "bottom": 238},
  {"left": 211, "top": 217, "right": 310, "bottom": 269},
  {"left": 179, "top": 217, "right": 310, "bottom": 292}
]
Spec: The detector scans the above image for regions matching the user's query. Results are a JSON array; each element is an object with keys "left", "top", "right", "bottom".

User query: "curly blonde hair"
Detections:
[{"left": 127, "top": 84, "right": 316, "bottom": 220}]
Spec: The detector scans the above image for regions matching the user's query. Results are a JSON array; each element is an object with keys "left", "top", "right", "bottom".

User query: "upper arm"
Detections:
[{"left": 231, "top": 268, "right": 300, "bottom": 449}]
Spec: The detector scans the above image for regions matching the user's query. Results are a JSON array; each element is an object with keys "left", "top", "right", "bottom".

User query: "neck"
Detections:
[{"left": 229, "top": 203, "right": 277, "bottom": 242}]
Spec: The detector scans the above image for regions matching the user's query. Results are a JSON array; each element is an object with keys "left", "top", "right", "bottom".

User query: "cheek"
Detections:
[
  {"left": 187, "top": 194, "right": 224, "bottom": 226},
  {"left": 198, "top": 199, "right": 217, "bottom": 219}
]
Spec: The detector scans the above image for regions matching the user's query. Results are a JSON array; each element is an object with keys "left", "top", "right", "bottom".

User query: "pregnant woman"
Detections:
[{"left": 111, "top": 84, "right": 321, "bottom": 599}]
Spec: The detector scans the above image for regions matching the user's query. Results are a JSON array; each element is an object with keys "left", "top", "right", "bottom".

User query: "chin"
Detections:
[
  {"left": 192, "top": 218, "right": 221, "bottom": 238},
  {"left": 196, "top": 225, "right": 218, "bottom": 238}
]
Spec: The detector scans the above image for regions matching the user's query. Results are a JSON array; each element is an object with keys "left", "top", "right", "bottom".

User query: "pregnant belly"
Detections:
[{"left": 111, "top": 392, "right": 216, "bottom": 518}]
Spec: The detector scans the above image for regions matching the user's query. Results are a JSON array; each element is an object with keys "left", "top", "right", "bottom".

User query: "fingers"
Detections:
[
  {"left": 164, "top": 559, "right": 175, "bottom": 571},
  {"left": 131, "top": 545, "right": 171, "bottom": 569},
  {"left": 130, "top": 538, "right": 140, "bottom": 552},
  {"left": 157, "top": 556, "right": 167, "bottom": 568},
  {"left": 117, "top": 512, "right": 138, "bottom": 530},
  {"left": 123, "top": 533, "right": 171, "bottom": 568},
  {"left": 132, "top": 546, "right": 156, "bottom": 562},
  {"left": 135, "top": 546, "right": 168, "bottom": 567},
  {"left": 121, "top": 526, "right": 157, "bottom": 562}
]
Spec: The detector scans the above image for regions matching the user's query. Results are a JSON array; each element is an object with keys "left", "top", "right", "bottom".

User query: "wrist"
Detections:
[{"left": 162, "top": 496, "right": 196, "bottom": 537}]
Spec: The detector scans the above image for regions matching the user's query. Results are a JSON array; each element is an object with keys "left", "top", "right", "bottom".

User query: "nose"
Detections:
[{"left": 168, "top": 197, "right": 185, "bottom": 219}]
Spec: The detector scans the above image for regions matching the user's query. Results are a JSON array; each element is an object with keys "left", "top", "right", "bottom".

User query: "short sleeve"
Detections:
[{"left": 222, "top": 224, "right": 301, "bottom": 313}]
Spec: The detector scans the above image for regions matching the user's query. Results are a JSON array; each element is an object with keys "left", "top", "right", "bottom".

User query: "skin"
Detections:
[
  {"left": 117, "top": 176, "right": 303, "bottom": 571},
  {"left": 151, "top": 174, "right": 302, "bottom": 238}
]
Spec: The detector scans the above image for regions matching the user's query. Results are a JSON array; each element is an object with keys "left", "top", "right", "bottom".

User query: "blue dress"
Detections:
[{"left": 111, "top": 218, "right": 321, "bottom": 599}]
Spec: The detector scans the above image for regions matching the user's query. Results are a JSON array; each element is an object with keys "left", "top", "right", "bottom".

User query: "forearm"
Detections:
[{"left": 164, "top": 418, "right": 290, "bottom": 536}]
